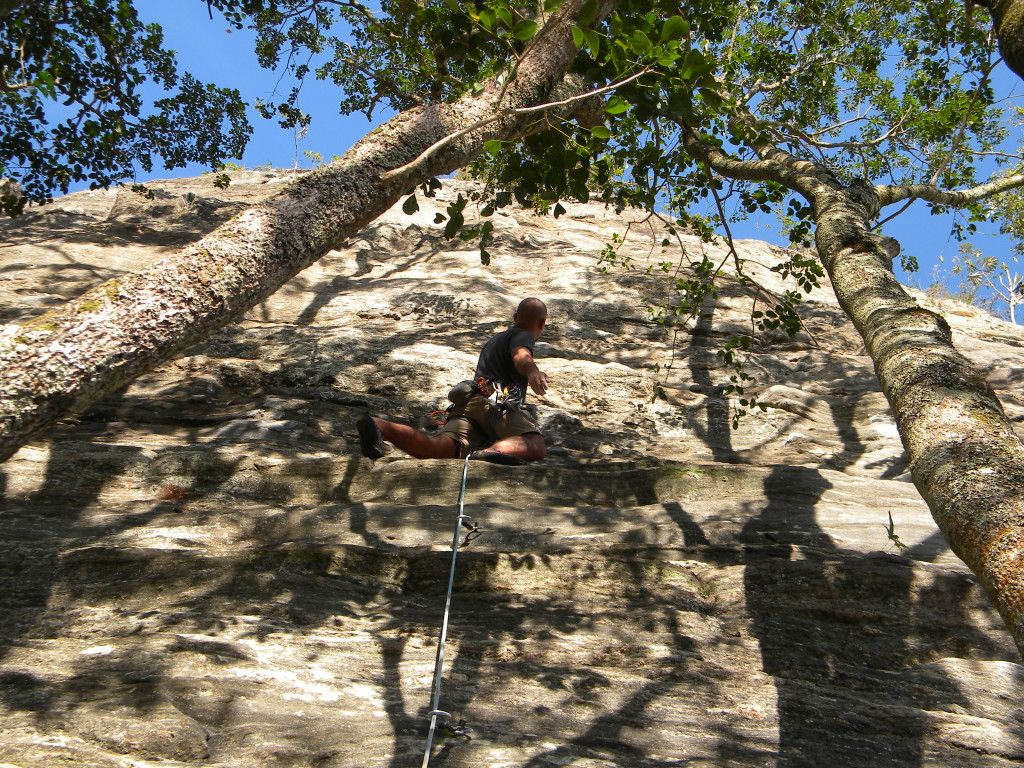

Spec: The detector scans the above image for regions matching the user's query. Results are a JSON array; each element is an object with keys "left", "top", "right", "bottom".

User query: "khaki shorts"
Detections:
[{"left": 436, "top": 394, "right": 541, "bottom": 458}]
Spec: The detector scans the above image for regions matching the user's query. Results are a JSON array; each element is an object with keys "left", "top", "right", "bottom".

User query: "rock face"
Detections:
[{"left": 2, "top": 172, "right": 1024, "bottom": 767}]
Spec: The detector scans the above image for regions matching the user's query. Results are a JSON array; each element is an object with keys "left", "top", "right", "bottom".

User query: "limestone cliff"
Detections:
[{"left": 1, "top": 172, "right": 1023, "bottom": 767}]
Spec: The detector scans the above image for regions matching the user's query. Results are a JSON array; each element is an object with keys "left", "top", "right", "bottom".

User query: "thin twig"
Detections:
[
  {"left": 929, "top": 57, "right": 1001, "bottom": 186},
  {"left": 379, "top": 70, "right": 651, "bottom": 185}
]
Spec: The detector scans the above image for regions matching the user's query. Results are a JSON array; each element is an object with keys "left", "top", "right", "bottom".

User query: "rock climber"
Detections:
[{"left": 357, "top": 297, "right": 550, "bottom": 465}]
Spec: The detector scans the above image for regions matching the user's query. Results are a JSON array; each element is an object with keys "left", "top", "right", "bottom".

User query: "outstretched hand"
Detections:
[
  {"left": 529, "top": 370, "right": 549, "bottom": 396},
  {"left": 511, "top": 345, "right": 549, "bottom": 396}
]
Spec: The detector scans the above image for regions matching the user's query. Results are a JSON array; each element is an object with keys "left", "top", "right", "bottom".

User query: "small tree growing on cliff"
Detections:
[{"left": 940, "top": 243, "right": 1024, "bottom": 322}]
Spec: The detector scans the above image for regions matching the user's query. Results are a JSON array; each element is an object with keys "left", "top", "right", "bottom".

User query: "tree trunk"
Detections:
[
  {"left": 811, "top": 180, "right": 1024, "bottom": 656},
  {"left": 683, "top": 126, "right": 1024, "bottom": 654},
  {"left": 986, "top": 0, "right": 1024, "bottom": 81},
  {"left": 0, "top": 0, "right": 599, "bottom": 462}
]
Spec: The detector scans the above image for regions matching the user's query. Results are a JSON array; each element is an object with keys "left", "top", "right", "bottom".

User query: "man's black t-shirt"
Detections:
[{"left": 474, "top": 326, "right": 535, "bottom": 401}]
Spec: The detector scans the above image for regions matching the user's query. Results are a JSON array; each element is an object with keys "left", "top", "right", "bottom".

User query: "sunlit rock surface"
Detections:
[{"left": 2, "top": 172, "right": 1023, "bottom": 767}]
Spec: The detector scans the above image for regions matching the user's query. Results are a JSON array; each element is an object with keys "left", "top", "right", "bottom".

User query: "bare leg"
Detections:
[
  {"left": 374, "top": 417, "right": 460, "bottom": 459},
  {"left": 481, "top": 432, "right": 546, "bottom": 461}
]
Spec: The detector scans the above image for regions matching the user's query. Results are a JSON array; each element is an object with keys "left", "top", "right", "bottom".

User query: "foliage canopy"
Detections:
[
  {"left": 249, "top": 0, "right": 1018, "bottom": 251},
  {"left": 0, "top": 0, "right": 267, "bottom": 214},
  {"left": 6, "top": 0, "right": 1020, "bottom": 247}
]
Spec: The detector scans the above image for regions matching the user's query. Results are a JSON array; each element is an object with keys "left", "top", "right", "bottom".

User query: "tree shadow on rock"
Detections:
[
  {"left": 742, "top": 465, "right": 1017, "bottom": 767},
  {"left": 0, "top": 434, "right": 140, "bottom": 657},
  {"left": 684, "top": 303, "right": 741, "bottom": 464}
]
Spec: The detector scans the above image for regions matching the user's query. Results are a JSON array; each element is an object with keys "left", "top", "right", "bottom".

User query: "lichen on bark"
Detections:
[
  {"left": 812, "top": 179, "right": 1024, "bottom": 655},
  {"left": 987, "top": 0, "right": 1024, "bottom": 79}
]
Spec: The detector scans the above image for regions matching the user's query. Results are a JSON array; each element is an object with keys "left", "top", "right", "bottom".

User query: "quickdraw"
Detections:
[{"left": 476, "top": 376, "right": 524, "bottom": 407}]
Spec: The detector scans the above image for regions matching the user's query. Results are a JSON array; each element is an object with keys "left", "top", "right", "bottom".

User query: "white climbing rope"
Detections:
[{"left": 420, "top": 452, "right": 474, "bottom": 768}]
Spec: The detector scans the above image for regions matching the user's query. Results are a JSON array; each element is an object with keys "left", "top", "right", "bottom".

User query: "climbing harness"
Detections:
[
  {"left": 420, "top": 452, "right": 477, "bottom": 768},
  {"left": 429, "top": 377, "right": 524, "bottom": 431},
  {"left": 476, "top": 377, "right": 526, "bottom": 437}
]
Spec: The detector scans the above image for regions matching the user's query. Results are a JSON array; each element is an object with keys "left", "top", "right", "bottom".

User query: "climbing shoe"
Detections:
[
  {"left": 471, "top": 451, "right": 528, "bottom": 466},
  {"left": 357, "top": 414, "right": 386, "bottom": 459}
]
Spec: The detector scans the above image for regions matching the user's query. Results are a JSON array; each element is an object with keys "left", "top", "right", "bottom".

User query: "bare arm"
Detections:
[{"left": 512, "top": 346, "right": 549, "bottom": 396}]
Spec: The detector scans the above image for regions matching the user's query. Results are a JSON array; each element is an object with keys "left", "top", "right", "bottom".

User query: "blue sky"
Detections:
[
  {"left": 114, "top": 1, "right": 1024, "bottom": 306},
  {"left": 131, "top": 0, "right": 377, "bottom": 175}
]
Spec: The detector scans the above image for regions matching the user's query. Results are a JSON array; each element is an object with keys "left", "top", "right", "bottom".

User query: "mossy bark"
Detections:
[
  {"left": 679, "top": 125, "right": 1024, "bottom": 654},
  {"left": 0, "top": 0, "right": 596, "bottom": 461},
  {"left": 812, "top": 181, "right": 1024, "bottom": 657},
  {"left": 989, "top": 0, "right": 1024, "bottom": 80}
]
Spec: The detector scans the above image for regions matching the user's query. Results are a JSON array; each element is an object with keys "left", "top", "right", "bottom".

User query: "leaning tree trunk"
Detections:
[
  {"left": 984, "top": 0, "right": 1024, "bottom": 81},
  {"left": 0, "top": 0, "right": 604, "bottom": 462},
  {"left": 812, "top": 182, "right": 1024, "bottom": 656},
  {"left": 675, "top": 124, "right": 1024, "bottom": 654}
]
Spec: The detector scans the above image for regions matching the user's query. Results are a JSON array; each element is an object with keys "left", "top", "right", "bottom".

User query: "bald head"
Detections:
[{"left": 513, "top": 297, "right": 547, "bottom": 338}]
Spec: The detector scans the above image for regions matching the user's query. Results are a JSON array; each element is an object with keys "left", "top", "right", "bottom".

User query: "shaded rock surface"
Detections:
[{"left": 1, "top": 171, "right": 1023, "bottom": 767}]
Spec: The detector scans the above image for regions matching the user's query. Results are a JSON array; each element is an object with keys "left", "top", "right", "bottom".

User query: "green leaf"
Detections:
[
  {"left": 660, "top": 16, "right": 688, "bottom": 42},
  {"left": 605, "top": 96, "right": 629, "bottom": 115},
  {"left": 657, "top": 48, "right": 680, "bottom": 66},
  {"left": 495, "top": 4, "right": 513, "bottom": 28},
  {"left": 402, "top": 195, "right": 419, "bottom": 215},
  {"left": 584, "top": 28, "right": 600, "bottom": 56},
  {"left": 479, "top": 7, "right": 496, "bottom": 29},
  {"left": 544, "top": 0, "right": 563, "bottom": 10},
  {"left": 483, "top": 140, "right": 504, "bottom": 156},
  {"left": 578, "top": 0, "right": 597, "bottom": 26},
  {"left": 679, "top": 49, "right": 707, "bottom": 80},
  {"left": 444, "top": 210, "right": 465, "bottom": 238},
  {"left": 434, "top": 213, "right": 447, "bottom": 224},
  {"left": 591, "top": 125, "right": 612, "bottom": 138},
  {"left": 700, "top": 88, "right": 723, "bottom": 109},
  {"left": 512, "top": 19, "right": 538, "bottom": 40},
  {"left": 571, "top": 25, "right": 585, "bottom": 49},
  {"left": 629, "top": 30, "right": 652, "bottom": 55},
  {"left": 610, "top": 41, "right": 627, "bottom": 71}
]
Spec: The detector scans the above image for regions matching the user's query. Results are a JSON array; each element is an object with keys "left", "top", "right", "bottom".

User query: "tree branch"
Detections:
[
  {"left": 928, "top": 58, "right": 1000, "bottom": 186},
  {"left": 380, "top": 70, "right": 650, "bottom": 186},
  {"left": 876, "top": 173, "right": 1024, "bottom": 208},
  {"left": 674, "top": 117, "right": 829, "bottom": 201}
]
